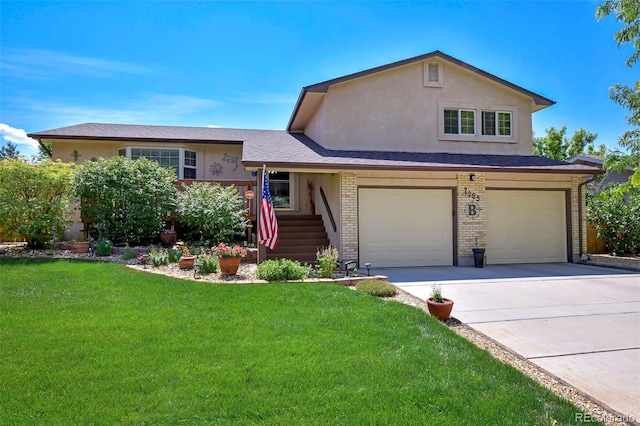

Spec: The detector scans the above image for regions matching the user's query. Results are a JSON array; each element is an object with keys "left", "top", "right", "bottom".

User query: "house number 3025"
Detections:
[{"left": 464, "top": 187, "right": 480, "bottom": 202}]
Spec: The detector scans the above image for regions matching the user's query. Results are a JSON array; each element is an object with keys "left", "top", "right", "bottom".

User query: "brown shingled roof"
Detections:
[
  {"left": 28, "top": 122, "right": 280, "bottom": 144},
  {"left": 29, "top": 123, "right": 601, "bottom": 175},
  {"left": 243, "top": 134, "right": 602, "bottom": 175}
]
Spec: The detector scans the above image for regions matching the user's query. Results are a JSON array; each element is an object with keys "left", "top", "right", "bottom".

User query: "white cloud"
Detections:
[
  {"left": 0, "top": 48, "right": 153, "bottom": 79},
  {"left": 207, "top": 125, "right": 222, "bottom": 128},
  {"left": 0, "top": 123, "right": 40, "bottom": 149},
  {"left": 13, "top": 94, "right": 222, "bottom": 125}
]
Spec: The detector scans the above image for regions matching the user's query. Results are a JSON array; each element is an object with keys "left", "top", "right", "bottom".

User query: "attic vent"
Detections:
[
  {"left": 424, "top": 62, "right": 443, "bottom": 87},
  {"left": 428, "top": 64, "right": 439, "bottom": 82}
]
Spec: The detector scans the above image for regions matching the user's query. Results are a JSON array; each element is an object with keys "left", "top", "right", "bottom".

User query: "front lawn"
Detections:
[{"left": 0, "top": 259, "right": 594, "bottom": 425}]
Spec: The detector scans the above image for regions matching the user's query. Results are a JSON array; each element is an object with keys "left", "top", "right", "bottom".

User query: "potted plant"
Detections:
[
  {"left": 177, "top": 243, "right": 196, "bottom": 269},
  {"left": 159, "top": 225, "right": 177, "bottom": 248},
  {"left": 426, "top": 284, "right": 454, "bottom": 320},
  {"left": 214, "top": 242, "right": 247, "bottom": 276},
  {"left": 70, "top": 237, "right": 91, "bottom": 253}
]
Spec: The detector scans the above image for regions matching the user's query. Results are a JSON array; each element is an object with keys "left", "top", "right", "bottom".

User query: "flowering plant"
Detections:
[
  {"left": 176, "top": 242, "right": 191, "bottom": 256},
  {"left": 213, "top": 242, "right": 247, "bottom": 258}
]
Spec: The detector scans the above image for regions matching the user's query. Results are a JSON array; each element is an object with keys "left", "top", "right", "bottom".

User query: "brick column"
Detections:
[
  {"left": 340, "top": 171, "right": 358, "bottom": 261},
  {"left": 457, "top": 173, "right": 486, "bottom": 266},
  {"left": 571, "top": 176, "right": 583, "bottom": 261}
]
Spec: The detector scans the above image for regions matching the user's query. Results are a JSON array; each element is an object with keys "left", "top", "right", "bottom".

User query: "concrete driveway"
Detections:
[{"left": 374, "top": 263, "right": 640, "bottom": 421}]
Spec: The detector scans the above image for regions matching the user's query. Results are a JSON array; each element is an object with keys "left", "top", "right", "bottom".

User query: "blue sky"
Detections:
[{"left": 1, "top": 1, "right": 636, "bottom": 157}]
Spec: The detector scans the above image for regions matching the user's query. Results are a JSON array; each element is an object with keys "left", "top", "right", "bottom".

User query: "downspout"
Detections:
[{"left": 578, "top": 174, "right": 600, "bottom": 257}]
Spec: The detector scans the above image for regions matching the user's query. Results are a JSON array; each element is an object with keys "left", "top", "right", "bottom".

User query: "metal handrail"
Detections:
[{"left": 319, "top": 186, "right": 337, "bottom": 233}]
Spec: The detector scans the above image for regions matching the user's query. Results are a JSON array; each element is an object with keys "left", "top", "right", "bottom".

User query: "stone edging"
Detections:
[{"left": 581, "top": 254, "right": 640, "bottom": 272}]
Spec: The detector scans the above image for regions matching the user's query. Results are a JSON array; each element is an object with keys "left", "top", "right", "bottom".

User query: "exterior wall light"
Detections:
[{"left": 470, "top": 173, "right": 477, "bottom": 181}]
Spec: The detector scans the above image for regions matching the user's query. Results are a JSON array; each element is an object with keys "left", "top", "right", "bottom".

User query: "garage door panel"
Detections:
[
  {"left": 487, "top": 191, "right": 567, "bottom": 264},
  {"left": 359, "top": 188, "right": 453, "bottom": 267}
]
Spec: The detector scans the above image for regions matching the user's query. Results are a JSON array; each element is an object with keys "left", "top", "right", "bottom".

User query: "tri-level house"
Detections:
[{"left": 29, "top": 51, "right": 601, "bottom": 267}]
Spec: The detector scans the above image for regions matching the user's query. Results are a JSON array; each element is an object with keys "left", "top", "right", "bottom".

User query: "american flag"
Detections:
[{"left": 258, "top": 167, "right": 279, "bottom": 250}]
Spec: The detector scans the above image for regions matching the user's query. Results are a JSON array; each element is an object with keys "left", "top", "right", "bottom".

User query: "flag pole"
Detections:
[
  {"left": 258, "top": 165, "right": 266, "bottom": 263},
  {"left": 258, "top": 164, "right": 279, "bottom": 252}
]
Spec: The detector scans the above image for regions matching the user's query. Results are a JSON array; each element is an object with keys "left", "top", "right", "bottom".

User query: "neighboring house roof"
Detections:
[
  {"left": 31, "top": 122, "right": 601, "bottom": 175},
  {"left": 287, "top": 50, "right": 556, "bottom": 132},
  {"left": 567, "top": 154, "right": 633, "bottom": 187},
  {"left": 567, "top": 155, "right": 605, "bottom": 167}
]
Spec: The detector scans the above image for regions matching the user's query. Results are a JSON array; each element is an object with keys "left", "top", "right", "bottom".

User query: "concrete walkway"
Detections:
[{"left": 374, "top": 263, "right": 640, "bottom": 421}]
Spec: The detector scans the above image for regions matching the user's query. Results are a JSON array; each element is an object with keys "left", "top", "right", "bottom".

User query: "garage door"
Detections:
[
  {"left": 359, "top": 188, "right": 453, "bottom": 267},
  {"left": 486, "top": 190, "right": 567, "bottom": 264}
]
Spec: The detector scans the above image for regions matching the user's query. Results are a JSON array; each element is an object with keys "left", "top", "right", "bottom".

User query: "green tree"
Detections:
[
  {"left": 0, "top": 159, "right": 75, "bottom": 248},
  {"left": 587, "top": 185, "right": 640, "bottom": 255},
  {"left": 597, "top": 0, "right": 640, "bottom": 186},
  {"left": 533, "top": 126, "right": 603, "bottom": 160},
  {"left": 596, "top": 0, "right": 640, "bottom": 67},
  {"left": 36, "top": 142, "right": 53, "bottom": 161},
  {"left": 73, "top": 156, "right": 177, "bottom": 246},
  {"left": 0, "top": 142, "right": 21, "bottom": 160},
  {"left": 176, "top": 181, "right": 248, "bottom": 244}
]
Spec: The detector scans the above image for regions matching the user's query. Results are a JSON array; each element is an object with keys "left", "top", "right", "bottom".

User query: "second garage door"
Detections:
[
  {"left": 486, "top": 190, "right": 567, "bottom": 264},
  {"left": 359, "top": 188, "right": 453, "bottom": 267}
]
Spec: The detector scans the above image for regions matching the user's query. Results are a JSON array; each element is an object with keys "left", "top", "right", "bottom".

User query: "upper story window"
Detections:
[
  {"left": 444, "top": 109, "right": 475, "bottom": 135},
  {"left": 482, "top": 111, "right": 512, "bottom": 136},
  {"left": 439, "top": 102, "right": 517, "bottom": 143},
  {"left": 118, "top": 147, "right": 196, "bottom": 179}
]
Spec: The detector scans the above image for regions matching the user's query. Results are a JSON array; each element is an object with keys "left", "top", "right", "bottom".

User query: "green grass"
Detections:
[{"left": 0, "top": 258, "right": 596, "bottom": 425}]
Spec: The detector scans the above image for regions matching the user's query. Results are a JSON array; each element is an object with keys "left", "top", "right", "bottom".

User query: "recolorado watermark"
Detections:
[{"left": 575, "top": 412, "right": 637, "bottom": 424}]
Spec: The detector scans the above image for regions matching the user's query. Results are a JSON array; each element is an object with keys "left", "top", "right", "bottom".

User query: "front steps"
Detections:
[{"left": 265, "top": 214, "right": 330, "bottom": 263}]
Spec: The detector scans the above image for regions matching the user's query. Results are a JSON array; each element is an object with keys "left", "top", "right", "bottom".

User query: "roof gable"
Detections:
[{"left": 287, "top": 50, "right": 555, "bottom": 132}]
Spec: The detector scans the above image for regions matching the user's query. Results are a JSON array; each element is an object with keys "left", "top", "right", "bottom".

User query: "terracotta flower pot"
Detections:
[
  {"left": 70, "top": 241, "right": 90, "bottom": 253},
  {"left": 178, "top": 255, "right": 196, "bottom": 269},
  {"left": 426, "top": 298, "right": 454, "bottom": 320},
  {"left": 218, "top": 256, "right": 241, "bottom": 276}
]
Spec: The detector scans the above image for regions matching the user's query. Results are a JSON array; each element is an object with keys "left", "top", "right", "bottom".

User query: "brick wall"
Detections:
[
  {"left": 572, "top": 176, "right": 584, "bottom": 261},
  {"left": 340, "top": 171, "right": 358, "bottom": 261},
  {"left": 335, "top": 170, "right": 582, "bottom": 266},
  {"left": 457, "top": 173, "right": 486, "bottom": 266}
]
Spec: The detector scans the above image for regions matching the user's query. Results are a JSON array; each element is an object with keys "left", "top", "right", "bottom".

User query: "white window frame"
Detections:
[
  {"left": 439, "top": 102, "right": 517, "bottom": 143},
  {"left": 118, "top": 146, "right": 197, "bottom": 179},
  {"left": 482, "top": 111, "right": 512, "bottom": 137},
  {"left": 444, "top": 108, "right": 475, "bottom": 135},
  {"left": 183, "top": 150, "right": 197, "bottom": 179},
  {"left": 268, "top": 171, "right": 295, "bottom": 210}
]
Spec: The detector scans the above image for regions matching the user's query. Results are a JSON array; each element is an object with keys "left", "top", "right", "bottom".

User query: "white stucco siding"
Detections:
[{"left": 312, "top": 60, "right": 534, "bottom": 155}]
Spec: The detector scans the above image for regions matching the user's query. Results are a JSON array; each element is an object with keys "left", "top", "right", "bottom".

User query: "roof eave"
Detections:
[
  {"left": 242, "top": 160, "right": 603, "bottom": 175},
  {"left": 30, "top": 134, "right": 245, "bottom": 145}
]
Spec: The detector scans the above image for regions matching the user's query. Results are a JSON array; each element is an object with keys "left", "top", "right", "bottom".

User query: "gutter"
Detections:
[{"left": 578, "top": 174, "right": 601, "bottom": 257}]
